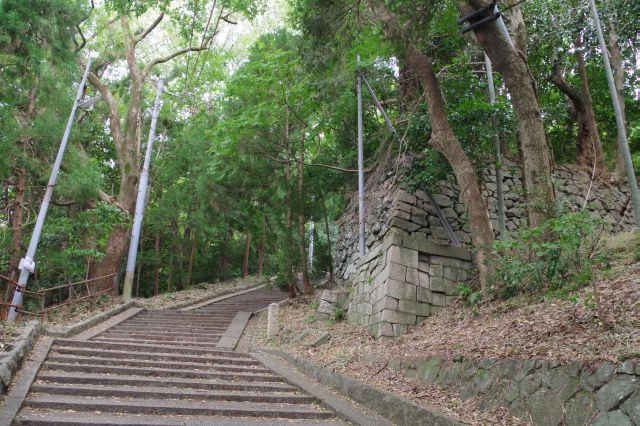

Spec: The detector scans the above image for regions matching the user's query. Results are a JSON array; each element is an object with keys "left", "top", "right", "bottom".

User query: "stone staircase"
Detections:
[{"left": 12, "top": 287, "right": 347, "bottom": 425}]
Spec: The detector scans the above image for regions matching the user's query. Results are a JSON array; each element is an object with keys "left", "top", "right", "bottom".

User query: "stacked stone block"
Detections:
[{"left": 348, "top": 229, "right": 473, "bottom": 338}]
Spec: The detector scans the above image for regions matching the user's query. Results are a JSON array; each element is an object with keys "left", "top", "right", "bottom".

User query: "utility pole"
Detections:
[
  {"left": 7, "top": 60, "right": 92, "bottom": 323},
  {"left": 356, "top": 54, "right": 366, "bottom": 257},
  {"left": 485, "top": 54, "right": 507, "bottom": 237},
  {"left": 122, "top": 80, "right": 164, "bottom": 302},
  {"left": 588, "top": 0, "right": 640, "bottom": 227}
]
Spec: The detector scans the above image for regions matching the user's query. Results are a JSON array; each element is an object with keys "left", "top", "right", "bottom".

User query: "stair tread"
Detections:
[
  {"left": 15, "top": 409, "right": 346, "bottom": 425},
  {"left": 37, "top": 371, "right": 296, "bottom": 391},
  {"left": 25, "top": 394, "right": 334, "bottom": 417},
  {"left": 30, "top": 383, "right": 311, "bottom": 402}
]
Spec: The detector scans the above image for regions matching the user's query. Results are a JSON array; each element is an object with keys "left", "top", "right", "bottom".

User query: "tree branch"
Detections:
[
  {"left": 97, "top": 190, "right": 128, "bottom": 213},
  {"left": 143, "top": 45, "right": 209, "bottom": 78},
  {"left": 135, "top": 13, "right": 164, "bottom": 44},
  {"left": 85, "top": 68, "right": 124, "bottom": 153},
  {"left": 74, "top": 25, "right": 86, "bottom": 53}
]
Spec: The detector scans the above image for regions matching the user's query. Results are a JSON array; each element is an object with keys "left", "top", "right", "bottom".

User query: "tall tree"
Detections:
[
  {"left": 457, "top": 0, "right": 556, "bottom": 227},
  {"left": 366, "top": 0, "right": 495, "bottom": 288}
]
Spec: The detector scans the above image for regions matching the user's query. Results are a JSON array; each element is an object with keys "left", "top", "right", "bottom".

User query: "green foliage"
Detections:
[
  {"left": 332, "top": 306, "right": 345, "bottom": 322},
  {"left": 492, "top": 211, "right": 604, "bottom": 299},
  {"left": 456, "top": 283, "right": 482, "bottom": 306}
]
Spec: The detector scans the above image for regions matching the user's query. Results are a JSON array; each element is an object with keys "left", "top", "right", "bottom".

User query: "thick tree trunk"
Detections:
[
  {"left": 297, "top": 129, "right": 312, "bottom": 292},
  {"left": 458, "top": 0, "right": 555, "bottom": 227},
  {"left": 93, "top": 226, "right": 129, "bottom": 294},
  {"left": 242, "top": 232, "right": 251, "bottom": 279},
  {"left": 153, "top": 231, "right": 160, "bottom": 296},
  {"left": 369, "top": 0, "right": 495, "bottom": 288},
  {"left": 575, "top": 37, "right": 606, "bottom": 174},
  {"left": 549, "top": 38, "right": 606, "bottom": 174},
  {"left": 507, "top": 5, "right": 528, "bottom": 59}
]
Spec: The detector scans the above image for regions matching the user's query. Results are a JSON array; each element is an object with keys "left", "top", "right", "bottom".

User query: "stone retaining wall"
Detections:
[
  {"left": 335, "top": 157, "right": 635, "bottom": 337},
  {"left": 387, "top": 355, "right": 639, "bottom": 425},
  {"left": 336, "top": 160, "right": 635, "bottom": 283}
]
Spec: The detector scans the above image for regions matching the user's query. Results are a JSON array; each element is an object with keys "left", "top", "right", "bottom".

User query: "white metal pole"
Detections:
[
  {"left": 356, "top": 54, "right": 366, "bottom": 257},
  {"left": 587, "top": 0, "right": 639, "bottom": 227},
  {"left": 485, "top": 53, "right": 507, "bottom": 237},
  {"left": 122, "top": 80, "right": 164, "bottom": 301},
  {"left": 7, "top": 59, "right": 92, "bottom": 323}
]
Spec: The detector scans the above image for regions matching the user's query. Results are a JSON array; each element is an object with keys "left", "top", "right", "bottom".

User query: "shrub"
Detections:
[{"left": 492, "top": 211, "right": 604, "bottom": 299}]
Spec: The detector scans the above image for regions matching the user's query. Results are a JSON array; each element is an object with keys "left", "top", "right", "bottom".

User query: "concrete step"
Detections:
[
  {"left": 36, "top": 371, "right": 297, "bottom": 392},
  {"left": 24, "top": 395, "right": 334, "bottom": 419},
  {"left": 90, "top": 336, "right": 220, "bottom": 347},
  {"left": 55, "top": 338, "right": 242, "bottom": 356},
  {"left": 49, "top": 346, "right": 261, "bottom": 366},
  {"left": 42, "top": 361, "right": 285, "bottom": 382},
  {"left": 96, "top": 332, "right": 223, "bottom": 344},
  {"left": 14, "top": 409, "right": 345, "bottom": 425},
  {"left": 30, "top": 383, "right": 314, "bottom": 404},
  {"left": 45, "top": 354, "right": 272, "bottom": 373},
  {"left": 108, "top": 325, "right": 229, "bottom": 333}
]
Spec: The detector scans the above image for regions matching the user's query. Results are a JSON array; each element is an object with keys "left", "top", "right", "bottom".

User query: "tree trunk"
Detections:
[
  {"left": 575, "top": 36, "right": 606, "bottom": 174},
  {"left": 321, "top": 194, "right": 334, "bottom": 285},
  {"left": 507, "top": 5, "right": 528, "bottom": 59},
  {"left": 153, "top": 231, "right": 160, "bottom": 296},
  {"left": 284, "top": 111, "right": 296, "bottom": 297},
  {"left": 257, "top": 215, "right": 266, "bottom": 275},
  {"left": 186, "top": 233, "right": 196, "bottom": 287},
  {"left": 549, "top": 37, "right": 606, "bottom": 174},
  {"left": 94, "top": 226, "right": 129, "bottom": 294},
  {"left": 242, "top": 232, "right": 251, "bottom": 279},
  {"left": 4, "top": 169, "right": 26, "bottom": 304},
  {"left": 458, "top": 0, "right": 555, "bottom": 227},
  {"left": 369, "top": 0, "right": 495, "bottom": 288},
  {"left": 297, "top": 129, "right": 312, "bottom": 292}
]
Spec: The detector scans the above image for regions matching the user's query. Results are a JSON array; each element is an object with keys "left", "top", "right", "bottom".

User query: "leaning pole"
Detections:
[
  {"left": 122, "top": 80, "right": 164, "bottom": 302},
  {"left": 356, "top": 54, "right": 366, "bottom": 257},
  {"left": 7, "top": 60, "right": 92, "bottom": 323},
  {"left": 587, "top": 0, "right": 640, "bottom": 228}
]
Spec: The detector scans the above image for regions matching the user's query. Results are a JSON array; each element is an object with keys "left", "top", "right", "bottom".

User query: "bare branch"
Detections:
[
  {"left": 221, "top": 13, "right": 237, "bottom": 24},
  {"left": 97, "top": 190, "right": 128, "bottom": 213},
  {"left": 74, "top": 25, "right": 86, "bottom": 53},
  {"left": 143, "top": 45, "right": 209, "bottom": 77},
  {"left": 135, "top": 13, "right": 164, "bottom": 44}
]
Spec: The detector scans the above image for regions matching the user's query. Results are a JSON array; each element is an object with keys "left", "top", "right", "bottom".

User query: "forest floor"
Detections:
[{"left": 250, "top": 231, "right": 640, "bottom": 426}]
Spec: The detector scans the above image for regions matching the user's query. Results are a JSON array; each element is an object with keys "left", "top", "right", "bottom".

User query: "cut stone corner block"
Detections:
[{"left": 347, "top": 225, "right": 475, "bottom": 339}]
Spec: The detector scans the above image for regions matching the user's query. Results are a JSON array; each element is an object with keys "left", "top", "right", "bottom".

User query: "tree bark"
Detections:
[
  {"left": 457, "top": 0, "right": 555, "bottom": 227},
  {"left": 186, "top": 233, "right": 196, "bottom": 287},
  {"left": 549, "top": 36, "right": 606, "bottom": 174},
  {"left": 297, "top": 128, "right": 312, "bottom": 292},
  {"left": 321, "top": 194, "right": 334, "bottom": 285},
  {"left": 242, "top": 232, "right": 251, "bottom": 279},
  {"left": 284, "top": 110, "right": 296, "bottom": 297},
  {"left": 153, "top": 231, "right": 160, "bottom": 296},
  {"left": 368, "top": 0, "right": 495, "bottom": 288},
  {"left": 506, "top": 5, "right": 528, "bottom": 59},
  {"left": 257, "top": 215, "right": 266, "bottom": 275}
]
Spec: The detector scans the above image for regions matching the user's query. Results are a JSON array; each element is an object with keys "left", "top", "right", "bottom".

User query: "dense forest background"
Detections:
[{"left": 1, "top": 0, "right": 638, "bottom": 310}]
